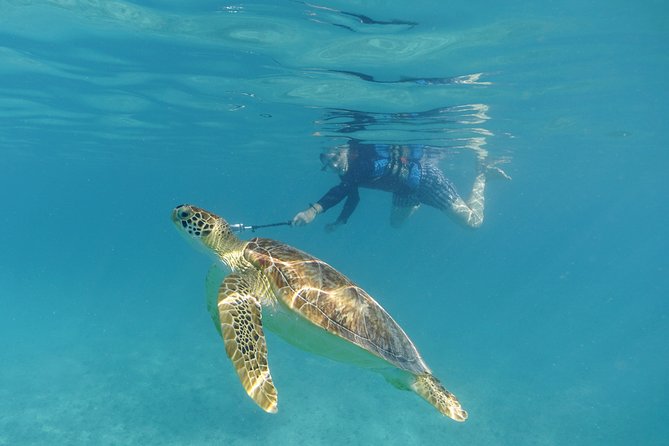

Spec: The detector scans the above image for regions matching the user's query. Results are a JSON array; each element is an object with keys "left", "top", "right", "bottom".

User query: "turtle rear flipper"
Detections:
[
  {"left": 412, "top": 374, "right": 467, "bottom": 422},
  {"left": 218, "top": 274, "right": 278, "bottom": 413}
]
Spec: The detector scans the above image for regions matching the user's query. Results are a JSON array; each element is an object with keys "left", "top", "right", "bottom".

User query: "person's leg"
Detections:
[
  {"left": 417, "top": 163, "right": 485, "bottom": 229},
  {"left": 448, "top": 172, "right": 485, "bottom": 228},
  {"left": 418, "top": 155, "right": 510, "bottom": 228},
  {"left": 390, "top": 193, "right": 420, "bottom": 228},
  {"left": 446, "top": 159, "right": 511, "bottom": 228}
]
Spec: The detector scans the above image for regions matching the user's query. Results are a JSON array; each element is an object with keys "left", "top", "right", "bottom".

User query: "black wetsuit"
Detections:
[{"left": 316, "top": 142, "right": 459, "bottom": 224}]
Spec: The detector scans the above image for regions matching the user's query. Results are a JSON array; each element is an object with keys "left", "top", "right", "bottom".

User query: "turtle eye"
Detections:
[{"left": 177, "top": 207, "right": 191, "bottom": 219}]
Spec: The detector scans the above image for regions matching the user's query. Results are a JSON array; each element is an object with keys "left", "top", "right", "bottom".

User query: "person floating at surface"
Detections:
[{"left": 292, "top": 140, "right": 510, "bottom": 232}]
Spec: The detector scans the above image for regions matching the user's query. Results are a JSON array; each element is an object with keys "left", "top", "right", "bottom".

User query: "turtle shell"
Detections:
[{"left": 244, "top": 237, "right": 430, "bottom": 375}]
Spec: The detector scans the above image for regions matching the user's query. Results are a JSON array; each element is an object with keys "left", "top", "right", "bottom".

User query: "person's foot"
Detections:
[{"left": 479, "top": 158, "right": 512, "bottom": 180}]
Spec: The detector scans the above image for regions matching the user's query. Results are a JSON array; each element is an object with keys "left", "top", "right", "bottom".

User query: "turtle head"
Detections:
[{"left": 172, "top": 204, "right": 237, "bottom": 254}]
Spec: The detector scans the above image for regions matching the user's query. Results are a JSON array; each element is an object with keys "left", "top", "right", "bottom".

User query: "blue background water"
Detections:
[{"left": 1, "top": 1, "right": 667, "bottom": 444}]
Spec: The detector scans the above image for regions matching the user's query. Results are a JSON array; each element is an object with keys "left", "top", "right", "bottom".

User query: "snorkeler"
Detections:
[{"left": 292, "top": 140, "right": 509, "bottom": 231}]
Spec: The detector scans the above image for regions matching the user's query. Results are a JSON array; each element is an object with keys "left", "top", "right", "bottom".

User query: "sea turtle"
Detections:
[{"left": 172, "top": 204, "right": 467, "bottom": 421}]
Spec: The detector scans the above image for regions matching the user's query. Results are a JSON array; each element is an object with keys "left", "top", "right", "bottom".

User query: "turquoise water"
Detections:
[{"left": 1, "top": 0, "right": 667, "bottom": 444}]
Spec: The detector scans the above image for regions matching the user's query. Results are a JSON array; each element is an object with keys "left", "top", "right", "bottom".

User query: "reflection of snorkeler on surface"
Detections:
[
  {"left": 321, "top": 69, "right": 465, "bottom": 85},
  {"left": 316, "top": 104, "right": 491, "bottom": 135},
  {"left": 292, "top": 140, "right": 510, "bottom": 232},
  {"left": 300, "top": 1, "right": 418, "bottom": 31},
  {"left": 306, "top": 69, "right": 491, "bottom": 87}
]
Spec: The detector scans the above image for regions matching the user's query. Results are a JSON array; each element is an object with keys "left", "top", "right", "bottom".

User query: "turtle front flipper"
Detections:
[
  {"left": 206, "top": 264, "right": 228, "bottom": 336},
  {"left": 412, "top": 374, "right": 467, "bottom": 422},
  {"left": 218, "top": 274, "right": 278, "bottom": 413}
]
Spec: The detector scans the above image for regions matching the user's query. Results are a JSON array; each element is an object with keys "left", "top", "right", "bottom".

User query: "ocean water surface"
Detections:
[{"left": 1, "top": 0, "right": 667, "bottom": 444}]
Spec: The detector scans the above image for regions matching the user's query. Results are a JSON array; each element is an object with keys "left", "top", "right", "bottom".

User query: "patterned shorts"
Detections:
[{"left": 393, "top": 163, "right": 460, "bottom": 211}]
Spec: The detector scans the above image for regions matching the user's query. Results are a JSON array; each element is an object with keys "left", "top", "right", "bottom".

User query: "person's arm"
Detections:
[
  {"left": 316, "top": 182, "right": 351, "bottom": 212},
  {"left": 334, "top": 186, "right": 360, "bottom": 224},
  {"left": 292, "top": 181, "right": 351, "bottom": 226},
  {"left": 324, "top": 186, "right": 360, "bottom": 232}
]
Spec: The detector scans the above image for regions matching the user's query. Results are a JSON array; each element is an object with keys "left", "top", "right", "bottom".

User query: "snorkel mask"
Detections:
[{"left": 320, "top": 146, "right": 349, "bottom": 174}]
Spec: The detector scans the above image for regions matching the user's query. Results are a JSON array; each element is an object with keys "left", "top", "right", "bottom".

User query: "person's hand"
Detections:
[
  {"left": 324, "top": 221, "right": 343, "bottom": 233},
  {"left": 292, "top": 203, "right": 323, "bottom": 226}
]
